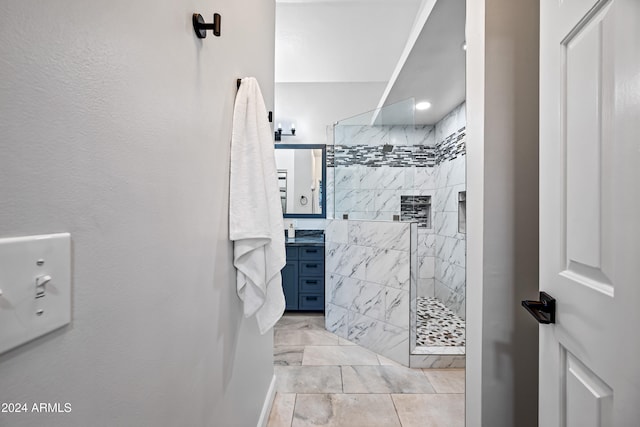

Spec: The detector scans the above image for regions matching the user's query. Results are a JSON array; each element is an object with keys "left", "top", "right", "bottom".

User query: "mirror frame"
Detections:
[{"left": 275, "top": 143, "right": 327, "bottom": 219}]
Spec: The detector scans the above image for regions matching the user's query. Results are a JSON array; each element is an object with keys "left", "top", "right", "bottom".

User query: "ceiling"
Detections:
[
  {"left": 275, "top": 0, "right": 466, "bottom": 125},
  {"left": 275, "top": 0, "right": 422, "bottom": 83},
  {"left": 383, "top": 0, "right": 466, "bottom": 125}
]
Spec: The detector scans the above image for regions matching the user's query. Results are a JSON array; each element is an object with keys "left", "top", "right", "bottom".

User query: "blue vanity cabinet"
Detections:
[
  {"left": 281, "top": 260, "right": 299, "bottom": 311},
  {"left": 282, "top": 244, "right": 324, "bottom": 311}
]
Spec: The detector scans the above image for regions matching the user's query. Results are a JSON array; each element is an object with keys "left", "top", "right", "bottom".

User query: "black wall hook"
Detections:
[
  {"left": 235, "top": 78, "right": 273, "bottom": 123},
  {"left": 193, "top": 13, "right": 221, "bottom": 38}
]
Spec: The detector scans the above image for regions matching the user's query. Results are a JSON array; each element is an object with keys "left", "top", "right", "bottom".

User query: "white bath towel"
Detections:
[{"left": 230, "top": 77, "right": 286, "bottom": 334}]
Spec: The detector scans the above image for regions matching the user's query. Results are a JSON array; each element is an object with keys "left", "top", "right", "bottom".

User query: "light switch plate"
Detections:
[{"left": 0, "top": 233, "right": 71, "bottom": 354}]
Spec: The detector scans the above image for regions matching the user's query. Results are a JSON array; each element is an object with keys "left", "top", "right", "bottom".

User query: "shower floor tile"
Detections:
[{"left": 416, "top": 297, "right": 465, "bottom": 347}]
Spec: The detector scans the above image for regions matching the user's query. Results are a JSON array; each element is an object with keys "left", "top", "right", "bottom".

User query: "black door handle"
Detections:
[{"left": 521, "top": 291, "right": 556, "bottom": 324}]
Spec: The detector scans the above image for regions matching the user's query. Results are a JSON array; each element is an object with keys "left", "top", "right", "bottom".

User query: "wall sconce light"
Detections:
[{"left": 275, "top": 122, "right": 296, "bottom": 141}]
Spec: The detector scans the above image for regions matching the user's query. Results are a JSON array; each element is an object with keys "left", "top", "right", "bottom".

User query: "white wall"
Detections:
[
  {"left": 466, "top": 0, "right": 540, "bottom": 425},
  {"left": 275, "top": 82, "right": 386, "bottom": 145},
  {"left": 0, "top": 1, "right": 276, "bottom": 426}
]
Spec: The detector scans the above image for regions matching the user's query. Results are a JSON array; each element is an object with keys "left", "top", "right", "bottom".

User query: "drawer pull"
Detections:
[
  {"left": 305, "top": 249, "right": 318, "bottom": 253},
  {"left": 305, "top": 280, "right": 318, "bottom": 284},
  {"left": 306, "top": 264, "right": 318, "bottom": 268},
  {"left": 305, "top": 296, "right": 318, "bottom": 301}
]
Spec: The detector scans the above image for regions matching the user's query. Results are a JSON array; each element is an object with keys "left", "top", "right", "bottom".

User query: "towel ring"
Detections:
[{"left": 299, "top": 195, "right": 308, "bottom": 206}]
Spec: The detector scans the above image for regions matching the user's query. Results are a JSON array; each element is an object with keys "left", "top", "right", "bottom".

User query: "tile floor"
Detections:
[
  {"left": 416, "top": 297, "right": 466, "bottom": 347},
  {"left": 267, "top": 313, "right": 465, "bottom": 427}
]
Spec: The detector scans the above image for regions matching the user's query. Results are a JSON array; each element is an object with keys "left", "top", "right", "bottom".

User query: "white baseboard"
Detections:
[{"left": 257, "top": 374, "right": 277, "bottom": 427}]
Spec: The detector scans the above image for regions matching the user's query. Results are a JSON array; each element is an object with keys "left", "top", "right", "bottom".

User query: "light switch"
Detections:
[
  {"left": 35, "top": 274, "right": 52, "bottom": 298},
  {"left": 0, "top": 233, "right": 71, "bottom": 354}
]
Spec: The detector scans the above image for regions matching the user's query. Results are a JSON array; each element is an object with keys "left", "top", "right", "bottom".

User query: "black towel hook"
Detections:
[
  {"left": 193, "top": 13, "right": 221, "bottom": 38},
  {"left": 235, "top": 78, "right": 274, "bottom": 123}
]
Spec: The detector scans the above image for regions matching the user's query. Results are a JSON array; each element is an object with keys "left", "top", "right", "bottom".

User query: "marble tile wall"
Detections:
[
  {"left": 431, "top": 103, "right": 466, "bottom": 320},
  {"left": 332, "top": 165, "right": 436, "bottom": 222},
  {"left": 329, "top": 102, "right": 466, "bottom": 322},
  {"left": 326, "top": 166, "right": 335, "bottom": 219},
  {"left": 416, "top": 228, "right": 436, "bottom": 299},
  {"left": 324, "top": 220, "right": 417, "bottom": 366},
  {"left": 434, "top": 103, "right": 466, "bottom": 146},
  {"left": 331, "top": 124, "right": 435, "bottom": 222},
  {"left": 414, "top": 104, "right": 466, "bottom": 306}
]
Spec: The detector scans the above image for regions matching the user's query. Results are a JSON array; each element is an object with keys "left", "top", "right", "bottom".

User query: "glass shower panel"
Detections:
[
  {"left": 331, "top": 98, "right": 467, "bottom": 361},
  {"left": 332, "top": 98, "right": 419, "bottom": 221}
]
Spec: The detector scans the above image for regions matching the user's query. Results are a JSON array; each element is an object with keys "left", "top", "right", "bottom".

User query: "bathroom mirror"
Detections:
[{"left": 274, "top": 144, "right": 326, "bottom": 218}]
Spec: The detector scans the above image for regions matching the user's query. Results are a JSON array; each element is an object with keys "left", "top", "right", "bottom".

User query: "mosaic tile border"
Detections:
[
  {"left": 332, "top": 144, "right": 436, "bottom": 168},
  {"left": 327, "top": 127, "right": 466, "bottom": 168},
  {"left": 435, "top": 127, "right": 466, "bottom": 164},
  {"left": 327, "top": 145, "right": 335, "bottom": 168}
]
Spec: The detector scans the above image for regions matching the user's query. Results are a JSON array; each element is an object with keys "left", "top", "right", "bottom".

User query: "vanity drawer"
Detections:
[
  {"left": 299, "top": 261, "right": 324, "bottom": 276},
  {"left": 285, "top": 246, "right": 298, "bottom": 260},
  {"left": 299, "top": 277, "right": 324, "bottom": 293},
  {"left": 283, "top": 240, "right": 325, "bottom": 312},
  {"left": 299, "top": 246, "right": 324, "bottom": 260},
  {"left": 298, "top": 294, "right": 324, "bottom": 311}
]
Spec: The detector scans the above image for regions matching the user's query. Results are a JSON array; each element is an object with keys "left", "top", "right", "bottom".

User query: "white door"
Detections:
[{"left": 539, "top": 0, "right": 640, "bottom": 425}]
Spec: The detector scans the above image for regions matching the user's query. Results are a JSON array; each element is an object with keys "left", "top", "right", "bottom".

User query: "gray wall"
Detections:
[
  {"left": 466, "top": 0, "right": 540, "bottom": 425},
  {"left": 0, "top": 1, "right": 276, "bottom": 426}
]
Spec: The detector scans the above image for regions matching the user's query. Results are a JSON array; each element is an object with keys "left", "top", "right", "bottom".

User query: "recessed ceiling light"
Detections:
[{"left": 416, "top": 101, "right": 431, "bottom": 111}]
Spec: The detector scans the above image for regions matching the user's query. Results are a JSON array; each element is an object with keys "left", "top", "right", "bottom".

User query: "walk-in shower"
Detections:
[{"left": 325, "top": 99, "right": 466, "bottom": 367}]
